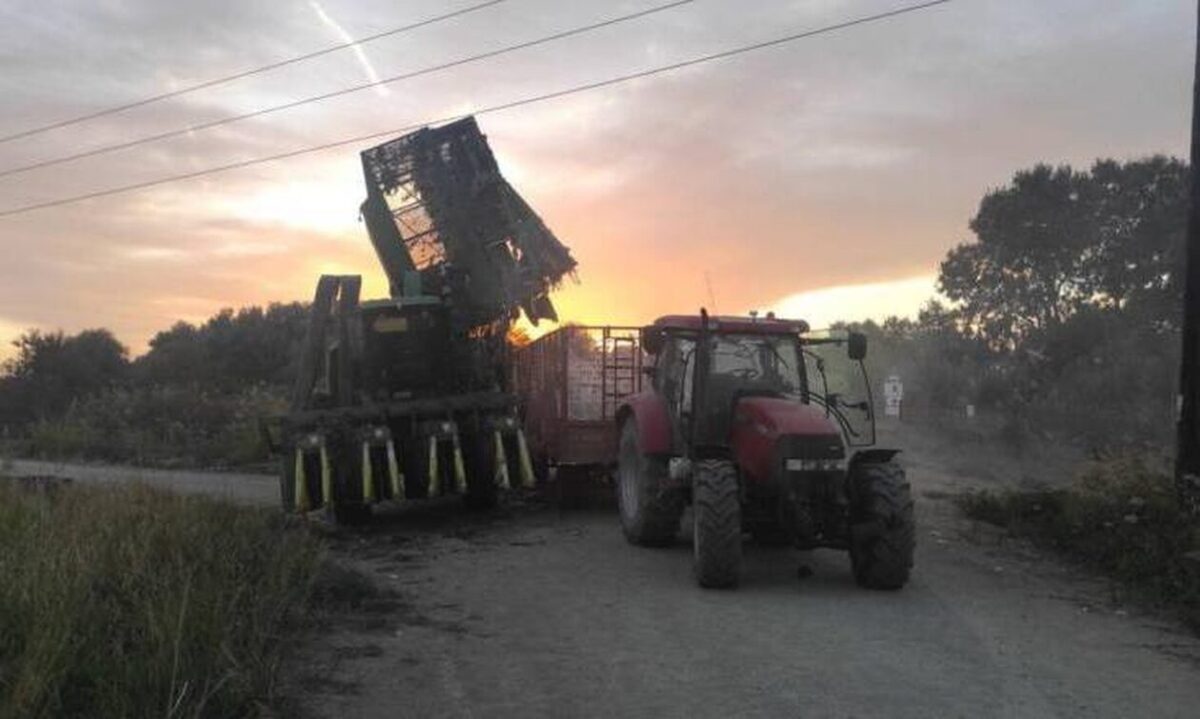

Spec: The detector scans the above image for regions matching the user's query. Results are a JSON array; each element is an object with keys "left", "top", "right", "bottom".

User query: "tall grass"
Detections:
[
  {"left": 0, "top": 483, "right": 320, "bottom": 718},
  {"left": 957, "top": 456, "right": 1200, "bottom": 631}
]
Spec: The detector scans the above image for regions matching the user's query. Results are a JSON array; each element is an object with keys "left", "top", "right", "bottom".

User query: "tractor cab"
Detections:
[{"left": 642, "top": 312, "right": 875, "bottom": 456}]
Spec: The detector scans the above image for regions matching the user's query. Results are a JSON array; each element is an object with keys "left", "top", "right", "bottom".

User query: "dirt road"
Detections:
[
  {"left": 4, "top": 458, "right": 278, "bottom": 505},
  {"left": 295, "top": 499, "right": 1200, "bottom": 719},
  {"left": 10, "top": 445, "right": 1200, "bottom": 717}
]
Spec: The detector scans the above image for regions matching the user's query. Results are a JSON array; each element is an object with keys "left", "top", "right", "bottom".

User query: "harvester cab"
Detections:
[
  {"left": 278, "top": 117, "right": 575, "bottom": 523},
  {"left": 616, "top": 310, "right": 915, "bottom": 590}
]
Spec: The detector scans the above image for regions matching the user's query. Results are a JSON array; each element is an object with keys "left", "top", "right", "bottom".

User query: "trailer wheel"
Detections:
[
  {"left": 616, "top": 419, "right": 682, "bottom": 546},
  {"left": 692, "top": 459, "right": 742, "bottom": 589},
  {"left": 847, "top": 461, "right": 914, "bottom": 590}
]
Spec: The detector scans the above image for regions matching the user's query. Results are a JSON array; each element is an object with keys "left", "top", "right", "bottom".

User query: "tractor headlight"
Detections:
[{"left": 785, "top": 458, "right": 845, "bottom": 472}]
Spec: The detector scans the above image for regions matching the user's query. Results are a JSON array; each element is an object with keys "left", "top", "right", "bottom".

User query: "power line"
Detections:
[
  {"left": 0, "top": 0, "right": 694, "bottom": 179},
  {"left": 0, "top": 0, "right": 954, "bottom": 220},
  {"left": 0, "top": 0, "right": 508, "bottom": 146}
]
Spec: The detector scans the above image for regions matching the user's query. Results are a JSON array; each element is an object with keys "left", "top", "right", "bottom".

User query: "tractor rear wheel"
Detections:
[
  {"left": 692, "top": 459, "right": 742, "bottom": 589},
  {"left": 616, "top": 419, "right": 682, "bottom": 546},
  {"left": 847, "top": 461, "right": 914, "bottom": 590}
]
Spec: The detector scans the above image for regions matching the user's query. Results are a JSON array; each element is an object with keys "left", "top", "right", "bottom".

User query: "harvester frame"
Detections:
[{"left": 275, "top": 117, "right": 572, "bottom": 522}]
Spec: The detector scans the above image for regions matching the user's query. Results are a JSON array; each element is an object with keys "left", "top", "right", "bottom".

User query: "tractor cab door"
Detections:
[
  {"left": 653, "top": 333, "right": 697, "bottom": 452},
  {"left": 803, "top": 339, "right": 876, "bottom": 446}
]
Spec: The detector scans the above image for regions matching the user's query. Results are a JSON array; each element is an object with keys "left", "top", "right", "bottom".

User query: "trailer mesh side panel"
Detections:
[{"left": 512, "top": 326, "right": 646, "bottom": 464}]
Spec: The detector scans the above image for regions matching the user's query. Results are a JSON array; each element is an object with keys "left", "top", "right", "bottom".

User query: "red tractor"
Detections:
[{"left": 614, "top": 310, "right": 914, "bottom": 589}]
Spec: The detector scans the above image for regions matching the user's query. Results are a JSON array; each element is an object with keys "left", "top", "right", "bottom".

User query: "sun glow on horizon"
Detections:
[{"left": 768, "top": 274, "right": 939, "bottom": 330}]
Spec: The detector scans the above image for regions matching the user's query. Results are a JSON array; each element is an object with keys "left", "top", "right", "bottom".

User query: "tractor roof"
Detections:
[{"left": 650, "top": 314, "right": 810, "bottom": 335}]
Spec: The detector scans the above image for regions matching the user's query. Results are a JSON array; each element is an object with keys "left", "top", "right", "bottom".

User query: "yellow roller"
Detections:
[
  {"left": 452, "top": 434, "right": 467, "bottom": 494},
  {"left": 516, "top": 428, "right": 536, "bottom": 489},
  {"left": 361, "top": 441, "right": 376, "bottom": 502},
  {"left": 320, "top": 443, "right": 333, "bottom": 509},
  {"left": 427, "top": 434, "right": 441, "bottom": 497},
  {"left": 294, "top": 448, "right": 311, "bottom": 512},
  {"left": 494, "top": 430, "right": 511, "bottom": 490},
  {"left": 386, "top": 439, "right": 404, "bottom": 500}
]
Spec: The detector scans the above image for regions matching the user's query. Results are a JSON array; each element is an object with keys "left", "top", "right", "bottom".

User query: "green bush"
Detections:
[
  {"left": 957, "top": 456, "right": 1200, "bottom": 631},
  {"left": 26, "top": 385, "right": 287, "bottom": 469},
  {"left": 0, "top": 483, "right": 320, "bottom": 718}
]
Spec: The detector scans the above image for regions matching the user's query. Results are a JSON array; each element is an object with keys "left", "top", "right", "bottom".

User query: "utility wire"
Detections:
[
  {"left": 0, "top": 0, "right": 694, "bottom": 179},
  {"left": 0, "top": 0, "right": 508, "bottom": 146},
  {"left": 0, "top": 0, "right": 953, "bottom": 219}
]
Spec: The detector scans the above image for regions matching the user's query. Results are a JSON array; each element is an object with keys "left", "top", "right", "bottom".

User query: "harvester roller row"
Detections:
[{"left": 284, "top": 424, "right": 537, "bottom": 519}]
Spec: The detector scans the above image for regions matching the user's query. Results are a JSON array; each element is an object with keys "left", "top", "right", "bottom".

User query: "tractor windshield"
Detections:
[{"left": 708, "top": 334, "right": 805, "bottom": 400}]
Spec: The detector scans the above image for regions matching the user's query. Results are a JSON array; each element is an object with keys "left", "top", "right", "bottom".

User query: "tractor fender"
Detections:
[{"left": 615, "top": 391, "right": 673, "bottom": 455}]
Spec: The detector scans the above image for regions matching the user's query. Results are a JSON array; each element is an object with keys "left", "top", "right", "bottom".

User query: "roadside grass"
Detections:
[
  {"left": 956, "top": 455, "right": 1200, "bottom": 631},
  {"left": 0, "top": 482, "right": 321, "bottom": 718}
]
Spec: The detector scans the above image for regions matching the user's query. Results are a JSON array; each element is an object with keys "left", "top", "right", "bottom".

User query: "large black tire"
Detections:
[
  {"left": 616, "top": 419, "right": 682, "bottom": 546},
  {"left": 463, "top": 431, "right": 500, "bottom": 511},
  {"left": 329, "top": 441, "right": 371, "bottom": 525},
  {"left": 847, "top": 461, "right": 914, "bottom": 590},
  {"left": 692, "top": 459, "right": 742, "bottom": 589}
]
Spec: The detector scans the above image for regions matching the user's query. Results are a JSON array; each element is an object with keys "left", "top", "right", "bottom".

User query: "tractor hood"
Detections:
[{"left": 731, "top": 396, "right": 844, "bottom": 483}]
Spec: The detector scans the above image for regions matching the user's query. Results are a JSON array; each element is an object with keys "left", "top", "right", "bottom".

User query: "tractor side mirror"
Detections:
[{"left": 848, "top": 332, "right": 867, "bottom": 361}]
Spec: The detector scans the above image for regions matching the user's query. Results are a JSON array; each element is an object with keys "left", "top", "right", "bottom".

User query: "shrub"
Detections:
[
  {"left": 26, "top": 385, "right": 287, "bottom": 468},
  {"left": 957, "top": 456, "right": 1200, "bottom": 631}
]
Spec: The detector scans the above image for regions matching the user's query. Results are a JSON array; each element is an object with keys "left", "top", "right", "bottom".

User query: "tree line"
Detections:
[
  {"left": 0, "top": 154, "right": 1187, "bottom": 459},
  {"left": 849, "top": 155, "right": 1186, "bottom": 449}
]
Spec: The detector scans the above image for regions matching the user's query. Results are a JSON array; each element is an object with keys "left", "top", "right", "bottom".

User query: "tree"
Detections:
[
  {"left": 0, "top": 328, "right": 129, "bottom": 422},
  {"left": 939, "top": 164, "right": 1095, "bottom": 350},
  {"left": 135, "top": 302, "right": 309, "bottom": 390},
  {"left": 939, "top": 158, "right": 1188, "bottom": 352}
]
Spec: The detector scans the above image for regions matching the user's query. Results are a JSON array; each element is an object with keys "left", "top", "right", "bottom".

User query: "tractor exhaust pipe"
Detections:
[{"left": 689, "top": 307, "right": 711, "bottom": 457}]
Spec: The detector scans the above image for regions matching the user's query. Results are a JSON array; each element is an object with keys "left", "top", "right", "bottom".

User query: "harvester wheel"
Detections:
[
  {"left": 463, "top": 431, "right": 500, "bottom": 511},
  {"left": 616, "top": 419, "right": 682, "bottom": 546},
  {"left": 333, "top": 503, "right": 372, "bottom": 525},
  {"left": 847, "top": 461, "right": 914, "bottom": 590},
  {"left": 278, "top": 454, "right": 295, "bottom": 512},
  {"left": 692, "top": 459, "right": 742, "bottom": 589}
]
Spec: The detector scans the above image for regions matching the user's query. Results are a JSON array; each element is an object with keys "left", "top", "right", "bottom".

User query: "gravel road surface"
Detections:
[
  {"left": 10, "top": 446, "right": 1199, "bottom": 718},
  {"left": 293, "top": 498, "right": 1200, "bottom": 719},
  {"left": 4, "top": 458, "right": 278, "bottom": 505}
]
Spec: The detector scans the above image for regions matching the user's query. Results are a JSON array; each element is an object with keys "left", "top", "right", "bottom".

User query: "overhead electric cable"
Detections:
[
  {"left": 0, "top": 0, "right": 694, "bottom": 179},
  {"left": 0, "top": 0, "right": 508, "bottom": 145},
  {"left": 0, "top": 0, "right": 953, "bottom": 219}
]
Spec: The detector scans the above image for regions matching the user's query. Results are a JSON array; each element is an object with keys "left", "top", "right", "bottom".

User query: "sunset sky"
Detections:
[{"left": 0, "top": 0, "right": 1192, "bottom": 357}]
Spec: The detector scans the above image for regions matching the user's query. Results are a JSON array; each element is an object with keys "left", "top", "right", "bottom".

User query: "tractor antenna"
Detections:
[{"left": 704, "top": 271, "right": 719, "bottom": 315}]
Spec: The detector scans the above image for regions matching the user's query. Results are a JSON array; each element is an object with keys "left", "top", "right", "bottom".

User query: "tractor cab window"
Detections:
[
  {"left": 691, "top": 333, "right": 805, "bottom": 446},
  {"left": 708, "top": 334, "right": 804, "bottom": 400},
  {"left": 803, "top": 335, "right": 876, "bottom": 445}
]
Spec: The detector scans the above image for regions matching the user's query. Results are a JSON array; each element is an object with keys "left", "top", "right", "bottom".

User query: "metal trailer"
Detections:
[{"left": 510, "top": 325, "right": 645, "bottom": 496}]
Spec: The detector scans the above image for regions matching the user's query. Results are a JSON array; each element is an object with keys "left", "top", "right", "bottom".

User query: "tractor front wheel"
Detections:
[
  {"left": 847, "top": 461, "right": 914, "bottom": 590},
  {"left": 692, "top": 459, "right": 742, "bottom": 589},
  {"left": 616, "top": 419, "right": 682, "bottom": 546}
]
